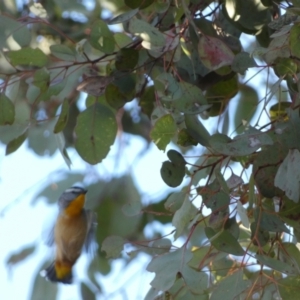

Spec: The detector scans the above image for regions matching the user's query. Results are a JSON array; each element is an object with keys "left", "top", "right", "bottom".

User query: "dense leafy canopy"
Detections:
[{"left": 3, "top": 0, "right": 300, "bottom": 299}]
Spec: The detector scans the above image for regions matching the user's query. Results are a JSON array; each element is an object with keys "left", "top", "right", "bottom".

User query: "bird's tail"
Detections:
[{"left": 43, "top": 261, "right": 73, "bottom": 284}]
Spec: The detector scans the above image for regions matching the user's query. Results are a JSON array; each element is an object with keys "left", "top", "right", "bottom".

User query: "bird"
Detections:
[{"left": 42, "top": 186, "right": 97, "bottom": 284}]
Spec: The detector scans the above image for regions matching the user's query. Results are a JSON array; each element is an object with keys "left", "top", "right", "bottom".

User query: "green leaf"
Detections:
[
  {"left": 161, "top": 161, "right": 185, "bottom": 187},
  {"left": 148, "top": 239, "right": 172, "bottom": 255},
  {"left": 269, "top": 102, "right": 291, "bottom": 121},
  {"left": 77, "top": 76, "right": 113, "bottom": 97},
  {"left": 207, "top": 229, "right": 245, "bottom": 256},
  {"left": 254, "top": 208, "right": 290, "bottom": 233},
  {"left": 210, "top": 270, "right": 251, "bottom": 300},
  {"left": 0, "top": 100, "right": 30, "bottom": 144},
  {"left": 234, "top": 84, "right": 258, "bottom": 133},
  {"left": 55, "top": 132, "right": 72, "bottom": 169},
  {"left": 80, "top": 282, "right": 96, "bottom": 300},
  {"left": 113, "top": 72, "right": 136, "bottom": 94},
  {"left": 174, "top": 82, "right": 210, "bottom": 114},
  {"left": 122, "top": 198, "right": 142, "bottom": 216},
  {"left": 209, "top": 128, "right": 273, "bottom": 156},
  {"left": 253, "top": 142, "right": 286, "bottom": 198},
  {"left": 278, "top": 277, "right": 300, "bottom": 299},
  {"left": 198, "top": 36, "right": 234, "bottom": 70},
  {"left": 75, "top": 103, "right": 117, "bottom": 164},
  {"left": 172, "top": 196, "right": 198, "bottom": 240},
  {"left": 28, "top": 120, "right": 58, "bottom": 156},
  {"left": 105, "top": 83, "right": 131, "bottom": 110},
  {"left": 275, "top": 149, "right": 300, "bottom": 202},
  {"left": 212, "top": 256, "right": 234, "bottom": 277},
  {"left": 184, "top": 115, "right": 210, "bottom": 146},
  {"left": 115, "top": 48, "right": 139, "bottom": 71},
  {"left": 7, "top": 48, "right": 48, "bottom": 67},
  {"left": 5, "top": 76, "right": 20, "bottom": 102},
  {"left": 125, "top": 0, "right": 153, "bottom": 9},
  {"left": 6, "top": 245, "right": 35, "bottom": 267},
  {"left": 0, "top": 15, "right": 31, "bottom": 48},
  {"left": 223, "top": 0, "right": 271, "bottom": 34},
  {"left": 155, "top": 72, "right": 182, "bottom": 101},
  {"left": 101, "top": 235, "right": 125, "bottom": 258},
  {"left": 109, "top": 9, "right": 139, "bottom": 25},
  {"left": 164, "top": 191, "right": 186, "bottom": 212},
  {"left": 87, "top": 257, "right": 103, "bottom": 291},
  {"left": 206, "top": 75, "right": 238, "bottom": 117},
  {"left": 264, "top": 34, "right": 290, "bottom": 64},
  {"left": 89, "top": 20, "right": 115, "bottom": 54},
  {"left": 125, "top": 0, "right": 141, "bottom": 9},
  {"left": 280, "top": 243, "right": 300, "bottom": 272},
  {"left": 38, "top": 80, "right": 66, "bottom": 102},
  {"left": 29, "top": 263, "right": 58, "bottom": 300},
  {"left": 201, "top": 179, "right": 230, "bottom": 211},
  {"left": 290, "top": 23, "right": 300, "bottom": 59},
  {"left": 231, "top": 52, "right": 257, "bottom": 74},
  {"left": 144, "top": 287, "right": 159, "bottom": 300},
  {"left": 161, "top": 150, "right": 186, "bottom": 187},
  {"left": 114, "top": 32, "right": 133, "bottom": 48},
  {"left": 5, "top": 129, "right": 28, "bottom": 155},
  {"left": 189, "top": 246, "right": 227, "bottom": 270},
  {"left": 256, "top": 254, "right": 300, "bottom": 275},
  {"left": 0, "top": 94, "right": 15, "bottom": 125},
  {"left": 53, "top": 99, "right": 69, "bottom": 133},
  {"left": 50, "top": 44, "right": 76, "bottom": 61},
  {"left": 94, "top": 176, "right": 142, "bottom": 244},
  {"left": 147, "top": 248, "right": 208, "bottom": 293},
  {"left": 167, "top": 149, "right": 186, "bottom": 165},
  {"left": 128, "top": 19, "right": 165, "bottom": 49},
  {"left": 150, "top": 114, "right": 176, "bottom": 151},
  {"left": 250, "top": 221, "right": 270, "bottom": 247},
  {"left": 33, "top": 68, "right": 50, "bottom": 92},
  {"left": 139, "top": 86, "right": 155, "bottom": 118},
  {"left": 237, "top": 202, "right": 250, "bottom": 228},
  {"left": 177, "top": 128, "right": 198, "bottom": 147}
]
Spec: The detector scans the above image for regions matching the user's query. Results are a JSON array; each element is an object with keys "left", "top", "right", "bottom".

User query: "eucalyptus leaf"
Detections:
[
  {"left": 7, "top": 48, "right": 48, "bottom": 67},
  {"left": 172, "top": 196, "right": 197, "bottom": 240},
  {"left": 231, "top": 52, "right": 257, "bottom": 75},
  {"left": 256, "top": 254, "right": 300, "bottom": 275},
  {"left": 210, "top": 270, "right": 251, "bottom": 300},
  {"left": 0, "top": 94, "right": 15, "bottom": 125},
  {"left": 128, "top": 19, "right": 165, "bottom": 49},
  {"left": 207, "top": 229, "right": 244, "bottom": 256},
  {"left": 89, "top": 20, "right": 115, "bottom": 54},
  {"left": 53, "top": 99, "right": 69, "bottom": 133},
  {"left": 50, "top": 44, "right": 76, "bottom": 61},
  {"left": 150, "top": 114, "right": 176, "bottom": 151},
  {"left": 198, "top": 35, "right": 234, "bottom": 70},
  {"left": 74, "top": 103, "right": 117, "bottom": 164},
  {"left": 209, "top": 128, "right": 273, "bottom": 156},
  {"left": 6, "top": 129, "right": 28, "bottom": 155},
  {"left": 275, "top": 149, "right": 300, "bottom": 202},
  {"left": 147, "top": 248, "right": 207, "bottom": 293},
  {"left": 109, "top": 9, "right": 139, "bottom": 24},
  {"left": 254, "top": 208, "right": 289, "bottom": 233},
  {"left": 184, "top": 115, "right": 210, "bottom": 146},
  {"left": 80, "top": 282, "right": 96, "bottom": 300},
  {"left": 101, "top": 236, "right": 126, "bottom": 259}
]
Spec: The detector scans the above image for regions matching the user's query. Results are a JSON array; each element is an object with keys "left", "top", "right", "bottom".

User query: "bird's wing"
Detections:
[
  {"left": 84, "top": 210, "right": 98, "bottom": 255},
  {"left": 43, "top": 214, "right": 58, "bottom": 247}
]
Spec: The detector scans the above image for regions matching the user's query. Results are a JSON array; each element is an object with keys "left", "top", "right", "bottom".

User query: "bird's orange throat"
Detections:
[{"left": 64, "top": 194, "right": 85, "bottom": 217}]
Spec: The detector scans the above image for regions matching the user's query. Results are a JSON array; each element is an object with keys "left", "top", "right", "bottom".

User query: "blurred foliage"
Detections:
[{"left": 3, "top": 0, "right": 300, "bottom": 299}]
